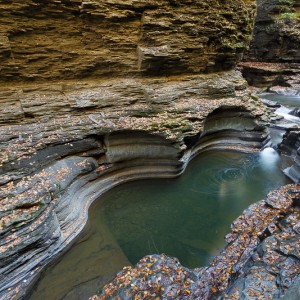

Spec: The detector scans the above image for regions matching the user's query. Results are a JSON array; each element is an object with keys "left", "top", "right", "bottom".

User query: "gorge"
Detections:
[{"left": 0, "top": 1, "right": 299, "bottom": 300}]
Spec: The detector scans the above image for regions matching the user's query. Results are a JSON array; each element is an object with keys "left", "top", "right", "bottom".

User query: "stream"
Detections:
[{"left": 29, "top": 149, "right": 291, "bottom": 300}]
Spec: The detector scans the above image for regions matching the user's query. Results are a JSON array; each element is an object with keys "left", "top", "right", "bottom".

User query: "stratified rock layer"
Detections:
[
  {"left": 240, "top": 0, "right": 300, "bottom": 90},
  {"left": 0, "top": 0, "right": 256, "bottom": 82},
  {"left": 0, "top": 73, "right": 271, "bottom": 299}
]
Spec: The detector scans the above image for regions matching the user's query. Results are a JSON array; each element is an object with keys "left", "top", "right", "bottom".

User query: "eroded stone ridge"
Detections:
[
  {"left": 0, "top": 0, "right": 256, "bottom": 82},
  {"left": 90, "top": 184, "right": 300, "bottom": 300}
]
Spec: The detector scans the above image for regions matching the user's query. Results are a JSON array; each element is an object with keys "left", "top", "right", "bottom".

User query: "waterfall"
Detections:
[{"left": 259, "top": 147, "right": 280, "bottom": 170}]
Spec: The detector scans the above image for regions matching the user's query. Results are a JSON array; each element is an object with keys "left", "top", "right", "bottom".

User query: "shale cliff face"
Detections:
[
  {"left": 240, "top": 0, "right": 300, "bottom": 90},
  {"left": 0, "top": 0, "right": 255, "bottom": 82},
  {"left": 0, "top": 1, "right": 268, "bottom": 299},
  {"left": 249, "top": 0, "right": 300, "bottom": 63}
]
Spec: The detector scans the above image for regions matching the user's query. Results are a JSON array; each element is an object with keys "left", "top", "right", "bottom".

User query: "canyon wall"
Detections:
[
  {"left": 0, "top": 1, "right": 262, "bottom": 299},
  {"left": 240, "top": 0, "right": 300, "bottom": 90},
  {"left": 248, "top": 0, "right": 300, "bottom": 62},
  {"left": 1, "top": 1, "right": 299, "bottom": 300},
  {"left": 0, "top": 0, "right": 256, "bottom": 83}
]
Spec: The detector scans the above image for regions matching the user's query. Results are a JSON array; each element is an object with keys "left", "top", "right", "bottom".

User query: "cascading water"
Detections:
[
  {"left": 275, "top": 106, "right": 300, "bottom": 124},
  {"left": 260, "top": 93, "right": 300, "bottom": 149},
  {"left": 259, "top": 147, "right": 280, "bottom": 170}
]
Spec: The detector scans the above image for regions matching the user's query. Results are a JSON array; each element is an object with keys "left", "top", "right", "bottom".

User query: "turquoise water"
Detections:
[{"left": 29, "top": 150, "right": 290, "bottom": 300}]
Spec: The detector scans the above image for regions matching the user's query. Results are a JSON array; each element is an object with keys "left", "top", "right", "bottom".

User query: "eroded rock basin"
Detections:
[{"left": 28, "top": 149, "right": 291, "bottom": 300}]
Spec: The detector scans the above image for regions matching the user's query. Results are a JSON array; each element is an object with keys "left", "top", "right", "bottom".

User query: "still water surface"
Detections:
[{"left": 29, "top": 150, "right": 290, "bottom": 300}]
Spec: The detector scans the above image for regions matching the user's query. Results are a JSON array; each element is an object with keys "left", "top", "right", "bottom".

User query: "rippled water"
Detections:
[{"left": 28, "top": 150, "right": 291, "bottom": 300}]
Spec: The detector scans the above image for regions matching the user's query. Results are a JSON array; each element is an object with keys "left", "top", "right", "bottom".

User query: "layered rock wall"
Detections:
[
  {"left": 0, "top": 0, "right": 256, "bottom": 82},
  {"left": 247, "top": 0, "right": 300, "bottom": 62},
  {"left": 240, "top": 0, "right": 300, "bottom": 90}
]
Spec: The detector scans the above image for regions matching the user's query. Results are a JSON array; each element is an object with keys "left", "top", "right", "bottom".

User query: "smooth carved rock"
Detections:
[{"left": 0, "top": 0, "right": 256, "bottom": 82}]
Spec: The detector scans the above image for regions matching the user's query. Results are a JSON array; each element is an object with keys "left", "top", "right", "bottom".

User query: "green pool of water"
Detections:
[{"left": 29, "top": 150, "right": 291, "bottom": 300}]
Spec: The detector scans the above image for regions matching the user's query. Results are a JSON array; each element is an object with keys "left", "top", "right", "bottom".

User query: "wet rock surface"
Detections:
[
  {"left": 260, "top": 98, "right": 281, "bottom": 108},
  {"left": 279, "top": 130, "right": 300, "bottom": 183},
  {"left": 290, "top": 108, "right": 300, "bottom": 118},
  {"left": 90, "top": 184, "right": 300, "bottom": 300}
]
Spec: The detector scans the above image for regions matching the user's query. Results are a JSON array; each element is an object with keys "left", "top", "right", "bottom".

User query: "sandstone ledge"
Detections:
[
  {"left": 0, "top": 71, "right": 268, "bottom": 184},
  {"left": 238, "top": 62, "right": 300, "bottom": 91}
]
